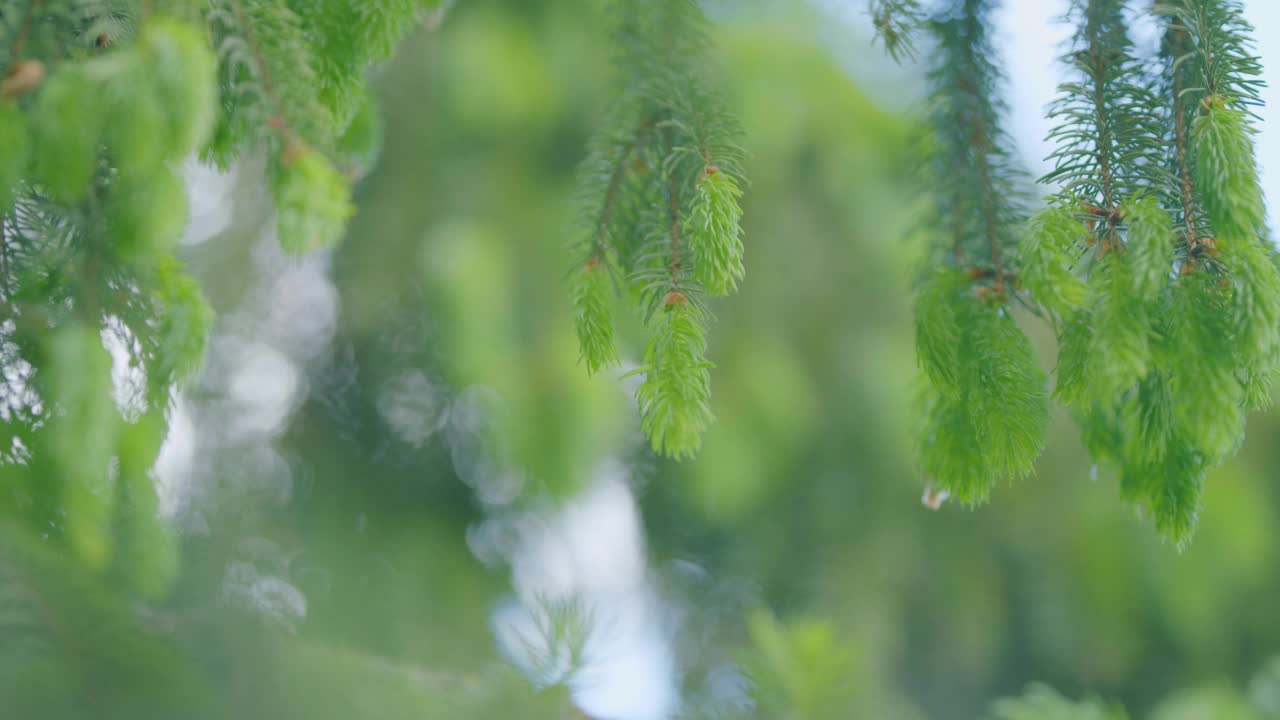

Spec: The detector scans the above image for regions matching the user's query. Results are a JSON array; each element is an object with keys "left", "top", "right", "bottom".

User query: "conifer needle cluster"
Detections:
[
  {"left": 0, "top": 0, "right": 442, "bottom": 593},
  {"left": 885, "top": 0, "right": 1277, "bottom": 545},
  {"left": 569, "top": 0, "right": 747, "bottom": 460}
]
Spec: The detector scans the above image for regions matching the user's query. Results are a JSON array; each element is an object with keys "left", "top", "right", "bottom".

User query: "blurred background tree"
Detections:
[{"left": 2, "top": 0, "right": 1280, "bottom": 719}]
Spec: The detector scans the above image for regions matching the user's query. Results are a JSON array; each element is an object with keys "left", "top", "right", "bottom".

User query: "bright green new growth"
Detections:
[
  {"left": 1022, "top": 207, "right": 1089, "bottom": 319},
  {"left": 1193, "top": 103, "right": 1280, "bottom": 367},
  {"left": 915, "top": 272, "right": 1048, "bottom": 504},
  {"left": 148, "top": 256, "right": 219, "bottom": 404},
  {"left": 688, "top": 166, "right": 745, "bottom": 296},
  {"left": 273, "top": 142, "right": 356, "bottom": 252},
  {"left": 28, "top": 65, "right": 101, "bottom": 201},
  {"left": 113, "top": 412, "right": 182, "bottom": 599},
  {"left": 1125, "top": 196, "right": 1178, "bottom": 302},
  {"left": 1083, "top": 250, "right": 1152, "bottom": 406},
  {"left": 636, "top": 295, "right": 714, "bottom": 460},
  {"left": 1169, "top": 275, "right": 1245, "bottom": 461},
  {"left": 568, "top": 0, "right": 747, "bottom": 459},
  {"left": 1196, "top": 114, "right": 1256, "bottom": 173},
  {"left": 914, "top": 269, "right": 965, "bottom": 397},
  {"left": 571, "top": 258, "right": 620, "bottom": 375}
]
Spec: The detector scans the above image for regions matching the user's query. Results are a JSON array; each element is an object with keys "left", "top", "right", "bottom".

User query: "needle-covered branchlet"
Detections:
[
  {"left": 894, "top": 0, "right": 1277, "bottom": 545},
  {"left": 568, "top": 0, "right": 747, "bottom": 460}
]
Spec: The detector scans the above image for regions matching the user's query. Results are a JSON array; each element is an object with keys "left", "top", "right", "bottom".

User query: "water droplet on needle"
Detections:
[{"left": 922, "top": 481, "right": 949, "bottom": 510}]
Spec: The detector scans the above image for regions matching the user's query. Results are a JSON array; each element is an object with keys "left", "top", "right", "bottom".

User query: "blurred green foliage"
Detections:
[{"left": 2, "top": 0, "right": 1280, "bottom": 718}]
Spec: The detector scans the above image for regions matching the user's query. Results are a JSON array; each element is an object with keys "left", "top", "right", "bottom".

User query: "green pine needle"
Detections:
[
  {"left": 916, "top": 380, "right": 990, "bottom": 504},
  {"left": 140, "top": 20, "right": 219, "bottom": 159},
  {"left": 687, "top": 167, "right": 746, "bottom": 297},
  {"left": 913, "top": 269, "right": 965, "bottom": 396},
  {"left": 1168, "top": 272, "right": 1246, "bottom": 463},
  {"left": 914, "top": 274, "right": 1048, "bottom": 504},
  {"left": 1052, "top": 312, "right": 1094, "bottom": 406},
  {"left": 1023, "top": 206, "right": 1090, "bottom": 318},
  {"left": 1123, "top": 196, "right": 1177, "bottom": 303},
  {"left": 566, "top": 0, "right": 747, "bottom": 459},
  {"left": 1083, "top": 252, "right": 1152, "bottom": 407},
  {"left": 29, "top": 65, "right": 102, "bottom": 202},
  {"left": 1122, "top": 436, "right": 1206, "bottom": 548},
  {"left": 967, "top": 300, "right": 1050, "bottom": 481},
  {"left": 869, "top": 0, "right": 924, "bottom": 63},
  {"left": 1194, "top": 102, "right": 1266, "bottom": 241},
  {"left": 571, "top": 258, "right": 621, "bottom": 375},
  {"left": 636, "top": 296, "right": 714, "bottom": 460}
]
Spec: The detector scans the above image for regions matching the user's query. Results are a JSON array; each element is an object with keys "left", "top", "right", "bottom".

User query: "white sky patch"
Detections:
[
  {"left": 225, "top": 339, "right": 302, "bottom": 437},
  {"left": 377, "top": 370, "right": 450, "bottom": 447},
  {"left": 181, "top": 157, "right": 237, "bottom": 246},
  {"left": 1241, "top": 0, "right": 1280, "bottom": 227},
  {"left": 491, "top": 466, "right": 679, "bottom": 720},
  {"left": 152, "top": 158, "right": 338, "bottom": 531},
  {"left": 102, "top": 316, "right": 148, "bottom": 421},
  {"left": 222, "top": 560, "right": 308, "bottom": 633},
  {"left": 154, "top": 395, "right": 197, "bottom": 520}
]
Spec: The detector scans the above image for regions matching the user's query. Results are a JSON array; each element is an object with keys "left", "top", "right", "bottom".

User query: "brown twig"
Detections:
[
  {"left": 1169, "top": 24, "right": 1200, "bottom": 250},
  {"left": 6, "top": 0, "right": 45, "bottom": 68},
  {"left": 663, "top": 124, "right": 681, "bottom": 289},
  {"left": 1086, "top": 6, "right": 1115, "bottom": 214},
  {"left": 227, "top": 0, "right": 304, "bottom": 155},
  {"left": 968, "top": 97, "right": 1004, "bottom": 289},
  {"left": 592, "top": 117, "right": 654, "bottom": 261}
]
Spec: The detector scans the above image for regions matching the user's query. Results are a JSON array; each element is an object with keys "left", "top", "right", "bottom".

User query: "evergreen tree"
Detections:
[
  {"left": 0, "top": 1, "right": 448, "bottom": 716},
  {"left": 1, "top": 0, "right": 1279, "bottom": 717}
]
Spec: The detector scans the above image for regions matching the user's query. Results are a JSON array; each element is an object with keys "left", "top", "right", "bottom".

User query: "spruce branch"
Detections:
[
  {"left": 869, "top": 0, "right": 923, "bottom": 63},
  {"left": 910, "top": 0, "right": 1048, "bottom": 504},
  {"left": 1042, "top": 0, "right": 1167, "bottom": 206},
  {"left": 924, "top": 0, "right": 1027, "bottom": 280},
  {"left": 211, "top": 0, "right": 354, "bottom": 251},
  {"left": 566, "top": 0, "right": 745, "bottom": 459},
  {"left": 1166, "top": 22, "right": 1201, "bottom": 249},
  {"left": 636, "top": 292, "right": 713, "bottom": 460},
  {"left": 570, "top": 115, "right": 655, "bottom": 375},
  {"left": 1008, "top": 0, "right": 1280, "bottom": 544}
]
